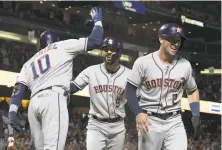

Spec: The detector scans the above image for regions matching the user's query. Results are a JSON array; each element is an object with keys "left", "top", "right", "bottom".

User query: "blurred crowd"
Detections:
[
  {"left": 197, "top": 75, "right": 221, "bottom": 103},
  {"left": 0, "top": 39, "right": 36, "bottom": 72},
  {"left": 142, "top": 1, "right": 221, "bottom": 26},
  {"left": 1, "top": 1, "right": 220, "bottom": 27},
  {"left": 0, "top": 1, "right": 221, "bottom": 49}
]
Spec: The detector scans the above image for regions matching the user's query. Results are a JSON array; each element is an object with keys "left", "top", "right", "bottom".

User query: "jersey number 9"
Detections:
[{"left": 31, "top": 54, "right": 51, "bottom": 80}]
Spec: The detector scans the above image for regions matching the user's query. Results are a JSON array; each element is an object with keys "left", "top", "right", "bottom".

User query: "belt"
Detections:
[
  {"left": 32, "top": 86, "right": 69, "bottom": 98},
  {"left": 143, "top": 110, "right": 180, "bottom": 120},
  {"left": 92, "top": 115, "right": 123, "bottom": 123}
]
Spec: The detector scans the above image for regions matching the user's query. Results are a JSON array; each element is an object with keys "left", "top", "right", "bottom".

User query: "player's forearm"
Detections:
[
  {"left": 9, "top": 83, "right": 27, "bottom": 113},
  {"left": 7, "top": 123, "right": 14, "bottom": 136},
  {"left": 187, "top": 88, "right": 200, "bottom": 103},
  {"left": 125, "top": 82, "right": 143, "bottom": 116},
  {"left": 187, "top": 88, "right": 200, "bottom": 116},
  {"left": 87, "top": 21, "right": 104, "bottom": 50}
]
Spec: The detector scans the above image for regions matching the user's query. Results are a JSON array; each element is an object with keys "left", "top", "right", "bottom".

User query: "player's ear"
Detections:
[{"left": 159, "top": 37, "right": 163, "bottom": 44}]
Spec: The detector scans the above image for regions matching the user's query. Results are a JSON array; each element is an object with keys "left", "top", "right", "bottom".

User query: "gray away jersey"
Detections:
[
  {"left": 17, "top": 38, "right": 88, "bottom": 97},
  {"left": 73, "top": 63, "right": 131, "bottom": 118},
  {"left": 127, "top": 50, "right": 197, "bottom": 114}
]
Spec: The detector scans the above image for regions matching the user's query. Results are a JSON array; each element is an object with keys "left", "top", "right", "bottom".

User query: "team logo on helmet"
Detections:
[
  {"left": 176, "top": 27, "right": 182, "bottom": 33},
  {"left": 108, "top": 39, "right": 113, "bottom": 45}
]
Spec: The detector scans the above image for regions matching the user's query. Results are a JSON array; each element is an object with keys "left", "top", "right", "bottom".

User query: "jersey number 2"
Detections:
[
  {"left": 31, "top": 54, "right": 51, "bottom": 80},
  {"left": 172, "top": 94, "right": 178, "bottom": 104}
]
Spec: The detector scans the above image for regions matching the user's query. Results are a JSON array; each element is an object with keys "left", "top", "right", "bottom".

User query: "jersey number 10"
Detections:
[{"left": 31, "top": 54, "right": 51, "bottom": 80}]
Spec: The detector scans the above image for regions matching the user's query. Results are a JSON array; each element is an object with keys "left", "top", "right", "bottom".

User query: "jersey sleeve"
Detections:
[
  {"left": 16, "top": 65, "right": 29, "bottom": 87},
  {"left": 72, "top": 67, "right": 90, "bottom": 90},
  {"left": 183, "top": 62, "right": 197, "bottom": 91},
  {"left": 127, "top": 58, "right": 143, "bottom": 87},
  {"left": 62, "top": 38, "right": 88, "bottom": 57}
]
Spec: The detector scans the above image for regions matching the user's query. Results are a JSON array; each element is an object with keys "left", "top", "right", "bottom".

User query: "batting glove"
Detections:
[
  {"left": 90, "top": 7, "right": 102, "bottom": 22},
  {"left": 8, "top": 137, "right": 15, "bottom": 148},
  {"left": 191, "top": 116, "right": 201, "bottom": 140}
]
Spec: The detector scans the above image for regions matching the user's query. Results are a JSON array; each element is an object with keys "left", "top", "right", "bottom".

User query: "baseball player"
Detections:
[
  {"left": 125, "top": 23, "right": 201, "bottom": 150},
  {"left": 70, "top": 37, "right": 130, "bottom": 150},
  {"left": 8, "top": 7, "right": 104, "bottom": 150}
]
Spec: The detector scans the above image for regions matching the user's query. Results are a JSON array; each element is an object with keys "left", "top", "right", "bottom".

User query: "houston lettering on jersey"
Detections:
[
  {"left": 145, "top": 78, "right": 182, "bottom": 90},
  {"left": 94, "top": 85, "right": 124, "bottom": 95}
]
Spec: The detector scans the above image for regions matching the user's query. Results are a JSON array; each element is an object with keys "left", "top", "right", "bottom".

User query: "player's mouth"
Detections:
[
  {"left": 170, "top": 45, "right": 178, "bottom": 51},
  {"left": 106, "top": 56, "right": 112, "bottom": 62}
]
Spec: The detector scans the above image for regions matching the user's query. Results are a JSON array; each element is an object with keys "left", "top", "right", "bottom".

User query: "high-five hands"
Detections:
[{"left": 90, "top": 7, "right": 102, "bottom": 23}]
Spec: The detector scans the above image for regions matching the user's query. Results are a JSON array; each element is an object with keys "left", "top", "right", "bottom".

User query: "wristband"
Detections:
[{"left": 190, "top": 102, "right": 200, "bottom": 116}]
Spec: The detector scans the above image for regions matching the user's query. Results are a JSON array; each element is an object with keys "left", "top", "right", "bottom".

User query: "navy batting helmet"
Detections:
[
  {"left": 102, "top": 37, "right": 122, "bottom": 53},
  {"left": 40, "top": 30, "right": 59, "bottom": 49},
  {"left": 158, "top": 23, "right": 187, "bottom": 40},
  {"left": 101, "top": 37, "right": 122, "bottom": 64}
]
